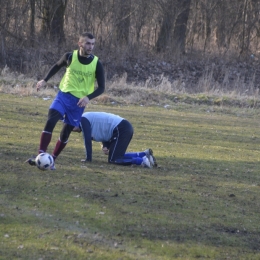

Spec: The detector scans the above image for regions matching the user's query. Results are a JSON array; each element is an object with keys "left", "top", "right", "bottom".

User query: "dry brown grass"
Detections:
[{"left": 1, "top": 65, "right": 260, "bottom": 108}]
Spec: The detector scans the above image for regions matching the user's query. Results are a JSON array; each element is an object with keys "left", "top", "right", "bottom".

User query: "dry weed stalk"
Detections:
[{"left": 1, "top": 67, "right": 260, "bottom": 107}]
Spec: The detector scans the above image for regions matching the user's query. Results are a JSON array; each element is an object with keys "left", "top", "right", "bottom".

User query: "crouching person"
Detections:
[{"left": 73, "top": 112, "right": 157, "bottom": 168}]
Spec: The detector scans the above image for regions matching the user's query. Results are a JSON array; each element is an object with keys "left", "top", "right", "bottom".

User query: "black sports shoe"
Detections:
[{"left": 25, "top": 156, "right": 36, "bottom": 166}]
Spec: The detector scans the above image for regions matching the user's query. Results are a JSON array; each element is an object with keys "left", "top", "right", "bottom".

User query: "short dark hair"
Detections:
[{"left": 80, "top": 32, "right": 95, "bottom": 40}]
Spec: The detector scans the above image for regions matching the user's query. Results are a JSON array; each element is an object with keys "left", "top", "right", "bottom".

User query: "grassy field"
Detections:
[{"left": 1, "top": 93, "right": 260, "bottom": 259}]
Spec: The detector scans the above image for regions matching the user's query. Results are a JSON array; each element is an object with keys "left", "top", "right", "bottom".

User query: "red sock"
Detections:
[
  {"left": 52, "top": 139, "right": 68, "bottom": 160},
  {"left": 39, "top": 131, "right": 52, "bottom": 154}
]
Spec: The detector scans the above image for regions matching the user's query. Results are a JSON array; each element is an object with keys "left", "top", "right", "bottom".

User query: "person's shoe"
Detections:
[
  {"left": 144, "top": 148, "right": 153, "bottom": 157},
  {"left": 25, "top": 156, "right": 36, "bottom": 166},
  {"left": 141, "top": 156, "right": 152, "bottom": 168},
  {"left": 149, "top": 155, "right": 158, "bottom": 167},
  {"left": 144, "top": 148, "right": 157, "bottom": 167},
  {"left": 50, "top": 163, "right": 56, "bottom": 170}
]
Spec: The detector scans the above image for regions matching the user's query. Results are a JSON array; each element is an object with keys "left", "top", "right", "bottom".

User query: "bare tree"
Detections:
[
  {"left": 29, "top": 0, "right": 36, "bottom": 45},
  {"left": 172, "top": 0, "right": 192, "bottom": 54},
  {"left": 216, "top": 1, "right": 227, "bottom": 49},
  {"left": 2, "top": 0, "right": 260, "bottom": 72},
  {"left": 155, "top": 0, "right": 176, "bottom": 52},
  {"left": 132, "top": 0, "right": 151, "bottom": 42},
  {"left": 40, "top": 0, "right": 68, "bottom": 42},
  {"left": 114, "top": 0, "right": 132, "bottom": 45},
  {"left": 198, "top": 0, "right": 220, "bottom": 52}
]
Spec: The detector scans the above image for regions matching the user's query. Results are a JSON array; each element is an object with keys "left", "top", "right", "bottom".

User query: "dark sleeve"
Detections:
[
  {"left": 87, "top": 60, "right": 105, "bottom": 100},
  {"left": 80, "top": 117, "right": 92, "bottom": 161},
  {"left": 43, "top": 52, "right": 72, "bottom": 82}
]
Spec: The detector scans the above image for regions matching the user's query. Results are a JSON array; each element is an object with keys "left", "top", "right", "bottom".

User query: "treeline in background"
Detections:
[{"left": 0, "top": 0, "right": 259, "bottom": 78}]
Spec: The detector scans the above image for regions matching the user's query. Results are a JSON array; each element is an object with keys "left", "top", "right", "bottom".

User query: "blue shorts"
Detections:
[{"left": 50, "top": 91, "right": 85, "bottom": 127}]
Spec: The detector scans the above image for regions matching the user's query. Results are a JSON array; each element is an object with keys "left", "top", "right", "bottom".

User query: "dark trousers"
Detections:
[{"left": 108, "top": 120, "right": 133, "bottom": 163}]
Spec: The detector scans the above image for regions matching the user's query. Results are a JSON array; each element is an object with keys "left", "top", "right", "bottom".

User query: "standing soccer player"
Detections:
[{"left": 26, "top": 32, "right": 105, "bottom": 169}]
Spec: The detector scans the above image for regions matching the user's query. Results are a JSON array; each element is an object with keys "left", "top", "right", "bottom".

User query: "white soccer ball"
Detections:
[{"left": 35, "top": 153, "right": 54, "bottom": 171}]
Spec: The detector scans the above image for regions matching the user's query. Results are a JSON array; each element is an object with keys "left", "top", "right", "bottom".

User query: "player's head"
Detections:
[
  {"left": 79, "top": 32, "right": 95, "bottom": 41},
  {"left": 78, "top": 32, "right": 95, "bottom": 56}
]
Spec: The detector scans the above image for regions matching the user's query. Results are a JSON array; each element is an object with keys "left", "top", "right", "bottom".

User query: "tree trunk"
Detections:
[
  {"left": 240, "top": 0, "right": 249, "bottom": 55},
  {"left": 29, "top": 0, "right": 35, "bottom": 45},
  {"left": 216, "top": 1, "right": 226, "bottom": 48},
  {"left": 172, "top": 0, "right": 192, "bottom": 54},
  {"left": 155, "top": 0, "right": 176, "bottom": 53},
  {"left": 115, "top": 0, "right": 131, "bottom": 45},
  {"left": 41, "top": 0, "right": 68, "bottom": 42}
]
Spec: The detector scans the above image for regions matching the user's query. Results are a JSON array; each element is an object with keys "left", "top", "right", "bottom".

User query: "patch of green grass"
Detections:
[{"left": 1, "top": 93, "right": 260, "bottom": 259}]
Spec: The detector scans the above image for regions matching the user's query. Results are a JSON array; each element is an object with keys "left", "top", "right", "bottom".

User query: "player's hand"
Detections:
[
  {"left": 36, "top": 79, "right": 46, "bottom": 92},
  {"left": 77, "top": 96, "right": 90, "bottom": 107},
  {"left": 73, "top": 127, "right": 81, "bottom": 133},
  {"left": 102, "top": 147, "right": 109, "bottom": 155}
]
